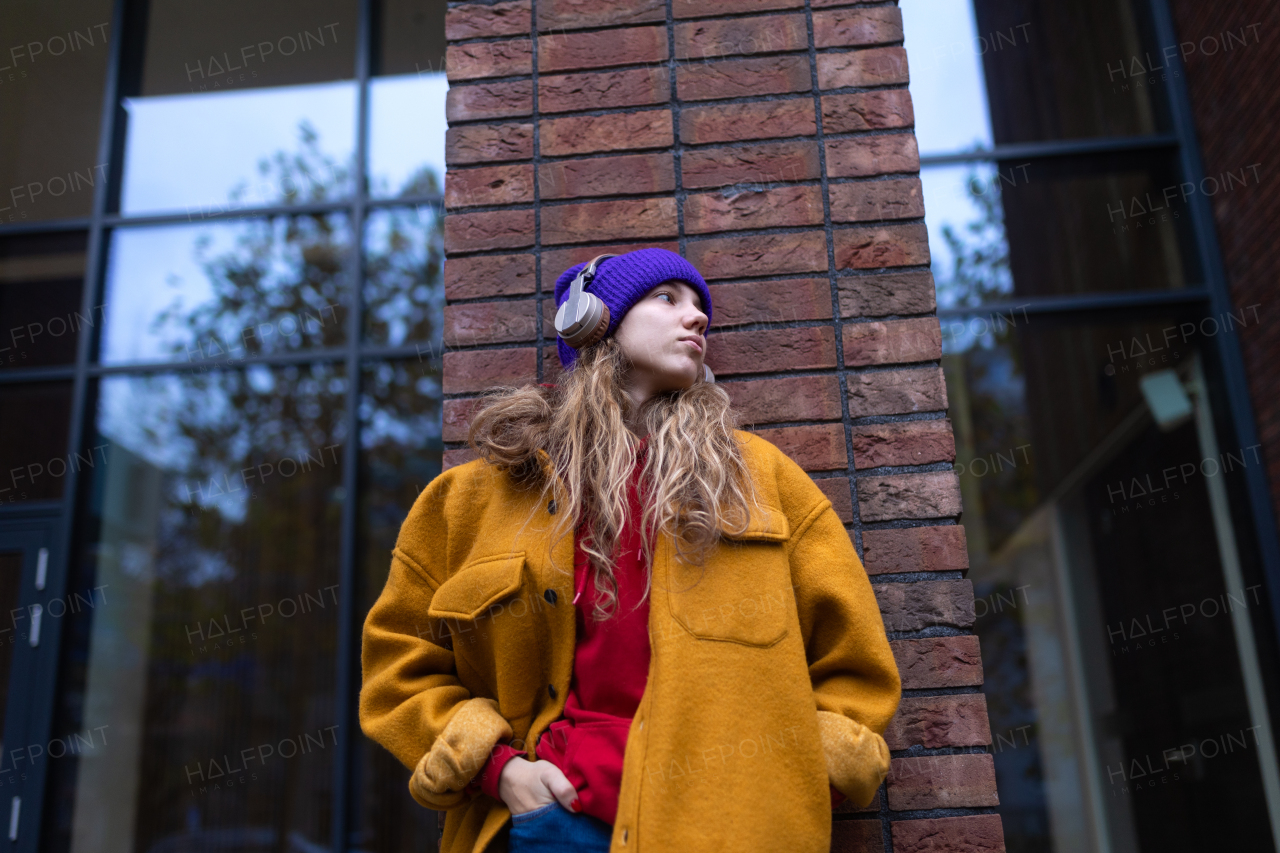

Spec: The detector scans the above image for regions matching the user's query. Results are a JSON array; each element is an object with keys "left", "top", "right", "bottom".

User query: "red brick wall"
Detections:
[
  {"left": 1167, "top": 1, "right": 1280, "bottom": 533},
  {"left": 440, "top": 0, "right": 1003, "bottom": 848}
]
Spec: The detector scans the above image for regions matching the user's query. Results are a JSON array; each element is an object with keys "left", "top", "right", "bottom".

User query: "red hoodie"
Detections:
[
  {"left": 467, "top": 432, "right": 847, "bottom": 820},
  {"left": 468, "top": 435, "right": 652, "bottom": 825}
]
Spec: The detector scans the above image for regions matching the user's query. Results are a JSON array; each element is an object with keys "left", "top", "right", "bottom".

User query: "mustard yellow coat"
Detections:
[{"left": 360, "top": 429, "right": 901, "bottom": 853}]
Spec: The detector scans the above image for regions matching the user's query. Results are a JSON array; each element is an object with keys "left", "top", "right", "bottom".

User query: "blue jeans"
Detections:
[{"left": 508, "top": 801, "right": 613, "bottom": 852}]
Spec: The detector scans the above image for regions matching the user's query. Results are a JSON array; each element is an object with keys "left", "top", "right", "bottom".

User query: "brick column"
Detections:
[{"left": 440, "top": 1, "right": 1004, "bottom": 849}]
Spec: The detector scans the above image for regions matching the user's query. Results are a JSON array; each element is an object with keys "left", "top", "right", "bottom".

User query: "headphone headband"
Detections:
[{"left": 574, "top": 253, "right": 617, "bottom": 292}]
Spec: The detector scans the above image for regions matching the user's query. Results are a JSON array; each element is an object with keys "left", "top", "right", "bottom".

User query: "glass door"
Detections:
[{"left": 0, "top": 520, "right": 62, "bottom": 853}]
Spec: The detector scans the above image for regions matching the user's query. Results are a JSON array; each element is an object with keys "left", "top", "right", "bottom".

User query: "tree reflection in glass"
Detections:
[
  {"left": 933, "top": 164, "right": 1014, "bottom": 313},
  {"left": 936, "top": 165, "right": 1045, "bottom": 852},
  {"left": 72, "top": 362, "right": 346, "bottom": 852},
  {"left": 363, "top": 206, "right": 443, "bottom": 348},
  {"left": 57, "top": 121, "right": 443, "bottom": 852}
]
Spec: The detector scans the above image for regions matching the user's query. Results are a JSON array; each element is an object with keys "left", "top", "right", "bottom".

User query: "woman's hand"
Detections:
[{"left": 498, "top": 757, "right": 581, "bottom": 815}]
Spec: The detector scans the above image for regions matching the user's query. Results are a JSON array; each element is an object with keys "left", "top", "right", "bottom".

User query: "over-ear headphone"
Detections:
[
  {"left": 554, "top": 252, "right": 716, "bottom": 384},
  {"left": 554, "top": 253, "right": 616, "bottom": 350}
]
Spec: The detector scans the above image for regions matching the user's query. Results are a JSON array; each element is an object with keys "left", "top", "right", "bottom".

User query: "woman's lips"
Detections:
[{"left": 681, "top": 338, "right": 703, "bottom": 354}]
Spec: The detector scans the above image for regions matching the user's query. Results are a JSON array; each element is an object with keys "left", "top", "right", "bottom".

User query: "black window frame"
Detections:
[
  {"left": 0, "top": 0, "right": 1277, "bottom": 851},
  {"left": 0, "top": 0, "right": 446, "bottom": 850},
  {"left": 919, "top": 0, "right": 1280, "bottom": 849},
  {"left": 918, "top": 0, "right": 1280, "bottom": 658}
]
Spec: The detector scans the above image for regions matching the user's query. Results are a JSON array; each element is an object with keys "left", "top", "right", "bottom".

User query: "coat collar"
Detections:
[{"left": 530, "top": 443, "right": 788, "bottom": 542}]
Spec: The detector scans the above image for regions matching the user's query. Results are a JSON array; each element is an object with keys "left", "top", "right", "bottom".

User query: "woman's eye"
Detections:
[{"left": 658, "top": 292, "right": 674, "bottom": 303}]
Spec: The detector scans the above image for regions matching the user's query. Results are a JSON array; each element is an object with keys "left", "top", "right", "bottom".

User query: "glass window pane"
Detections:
[
  {"left": 901, "top": 0, "right": 993, "bottom": 156},
  {"left": 369, "top": 0, "right": 448, "bottom": 200},
  {"left": 923, "top": 163, "right": 1011, "bottom": 308},
  {"left": 0, "top": 231, "right": 89, "bottom": 368},
  {"left": 972, "top": 0, "right": 1171, "bottom": 145},
  {"left": 121, "top": 84, "right": 357, "bottom": 215},
  {"left": 903, "top": 0, "right": 1171, "bottom": 151},
  {"left": 943, "top": 310, "right": 1274, "bottom": 852},
  {"left": 43, "top": 364, "right": 346, "bottom": 852},
  {"left": 138, "top": 1, "right": 357, "bottom": 95},
  {"left": 100, "top": 215, "right": 351, "bottom": 365},
  {"left": 119, "top": 0, "right": 359, "bottom": 215},
  {"left": 377, "top": 0, "right": 447, "bottom": 77},
  {"left": 364, "top": 206, "right": 443, "bottom": 347},
  {"left": 0, "top": 0, "right": 114, "bottom": 223},
  {"left": 354, "top": 358, "right": 441, "bottom": 851},
  {"left": 0, "top": 381, "right": 73, "bottom": 503},
  {"left": 368, "top": 75, "right": 447, "bottom": 200},
  {"left": 924, "top": 152, "right": 1199, "bottom": 309}
]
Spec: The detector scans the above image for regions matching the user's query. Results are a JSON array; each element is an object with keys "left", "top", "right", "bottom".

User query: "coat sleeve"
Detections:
[
  {"left": 359, "top": 479, "right": 513, "bottom": 811},
  {"left": 788, "top": 498, "right": 901, "bottom": 808}
]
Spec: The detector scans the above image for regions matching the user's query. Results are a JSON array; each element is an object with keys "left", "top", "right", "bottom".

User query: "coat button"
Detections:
[
  {"left": 620, "top": 827, "right": 628, "bottom": 845},
  {"left": 547, "top": 499, "right": 556, "bottom": 514},
  {"left": 548, "top": 683, "right": 557, "bottom": 698},
  {"left": 544, "top": 588, "right": 558, "bottom": 605}
]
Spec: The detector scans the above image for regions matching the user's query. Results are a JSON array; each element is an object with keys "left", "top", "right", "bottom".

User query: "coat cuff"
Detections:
[
  {"left": 409, "top": 697, "right": 513, "bottom": 810},
  {"left": 815, "top": 710, "right": 890, "bottom": 808}
]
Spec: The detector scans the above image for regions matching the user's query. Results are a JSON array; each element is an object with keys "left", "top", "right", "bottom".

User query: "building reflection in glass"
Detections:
[
  {"left": 921, "top": 49, "right": 1274, "bottom": 853},
  {"left": 55, "top": 362, "right": 346, "bottom": 852},
  {"left": 352, "top": 358, "right": 443, "bottom": 852},
  {"left": 908, "top": 0, "right": 1280, "bottom": 848}
]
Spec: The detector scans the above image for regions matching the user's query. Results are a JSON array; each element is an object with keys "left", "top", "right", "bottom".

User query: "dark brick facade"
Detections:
[{"left": 1168, "top": 1, "right": 1280, "bottom": 533}]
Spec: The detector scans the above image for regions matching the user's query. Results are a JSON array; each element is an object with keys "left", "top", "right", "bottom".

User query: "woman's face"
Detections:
[{"left": 613, "top": 279, "right": 709, "bottom": 398}]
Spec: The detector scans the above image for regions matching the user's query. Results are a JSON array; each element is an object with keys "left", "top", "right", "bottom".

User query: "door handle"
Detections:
[{"left": 28, "top": 604, "right": 41, "bottom": 647}]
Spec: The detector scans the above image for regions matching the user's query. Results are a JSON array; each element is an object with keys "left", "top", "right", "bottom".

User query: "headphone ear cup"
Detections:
[
  {"left": 559, "top": 294, "right": 611, "bottom": 349},
  {"left": 575, "top": 300, "right": 611, "bottom": 349}
]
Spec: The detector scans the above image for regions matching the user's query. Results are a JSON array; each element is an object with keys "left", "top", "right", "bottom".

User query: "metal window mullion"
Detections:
[
  {"left": 332, "top": 0, "right": 373, "bottom": 848},
  {"left": 22, "top": 0, "right": 133, "bottom": 850},
  {"left": 1148, "top": 0, "right": 1280, "bottom": 660},
  {"left": 935, "top": 288, "right": 1212, "bottom": 320},
  {"left": 0, "top": 285, "right": 1217, "bottom": 391},
  {"left": 918, "top": 133, "right": 1179, "bottom": 167},
  {"left": 89, "top": 192, "right": 443, "bottom": 231},
  {"left": 0, "top": 343, "right": 451, "bottom": 387},
  {"left": 0, "top": 216, "right": 93, "bottom": 237}
]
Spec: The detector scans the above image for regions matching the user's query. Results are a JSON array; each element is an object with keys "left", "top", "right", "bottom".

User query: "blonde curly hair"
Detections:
[{"left": 466, "top": 336, "right": 764, "bottom": 621}]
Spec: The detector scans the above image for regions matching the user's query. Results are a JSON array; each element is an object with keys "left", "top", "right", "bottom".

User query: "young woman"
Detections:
[{"left": 360, "top": 248, "right": 901, "bottom": 853}]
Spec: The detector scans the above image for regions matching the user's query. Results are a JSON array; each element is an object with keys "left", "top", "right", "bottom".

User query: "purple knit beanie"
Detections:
[{"left": 553, "top": 248, "right": 713, "bottom": 369}]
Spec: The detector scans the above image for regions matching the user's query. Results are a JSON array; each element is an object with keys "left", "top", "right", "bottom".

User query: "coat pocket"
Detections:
[
  {"left": 428, "top": 552, "right": 526, "bottom": 621},
  {"left": 666, "top": 506, "right": 792, "bottom": 648},
  {"left": 429, "top": 552, "right": 540, "bottom": 720}
]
